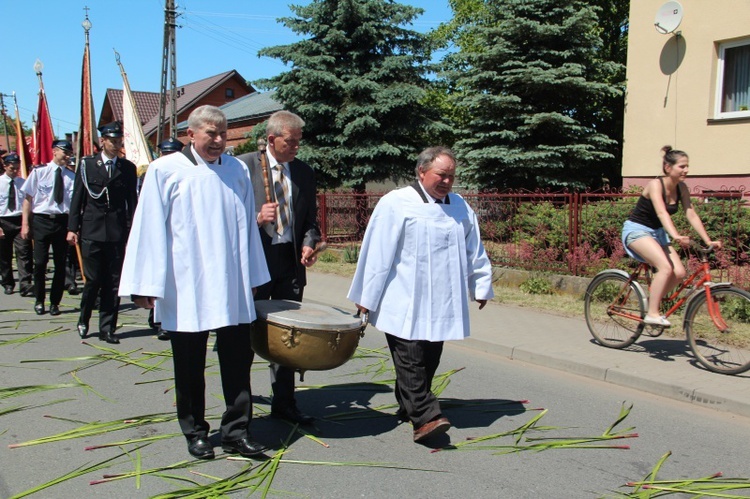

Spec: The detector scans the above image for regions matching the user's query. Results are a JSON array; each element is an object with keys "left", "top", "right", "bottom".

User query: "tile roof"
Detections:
[
  {"left": 141, "top": 70, "right": 246, "bottom": 136},
  {"left": 177, "top": 91, "right": 282, "bottom": 130},
  {"left": 105, "top": 89, "right": 161, "bottom": 125},
  {"left": 222, "top": 91, "right": 282, "bottom": 122},
  {"left": 102, "top": 70, "right": 254, "bottom": 138}
]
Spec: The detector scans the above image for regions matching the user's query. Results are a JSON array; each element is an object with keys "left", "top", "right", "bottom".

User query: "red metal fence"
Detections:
[{"left": 317, "top": 188, "right": 750, "bottom": 289}]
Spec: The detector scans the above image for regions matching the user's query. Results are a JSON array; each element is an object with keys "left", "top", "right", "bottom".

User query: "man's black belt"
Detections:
[{"left": 34, "top": 213, "right": 68, "bottom": 221}]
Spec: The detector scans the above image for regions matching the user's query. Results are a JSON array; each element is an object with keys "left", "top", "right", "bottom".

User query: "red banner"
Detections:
[
  {"left": 34, "top": 89, "right": 54, "bottom": 166},
  {"left": 78, "top": 41, "right": 97, "bottom": 160}
]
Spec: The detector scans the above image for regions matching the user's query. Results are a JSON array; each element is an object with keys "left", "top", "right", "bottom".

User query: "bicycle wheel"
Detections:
[
  {"left": 685, "top": 286, "right": 750, "bottom": 375},
  {"left": 584, "top": 271, "right": 645, "bottom": 349}
]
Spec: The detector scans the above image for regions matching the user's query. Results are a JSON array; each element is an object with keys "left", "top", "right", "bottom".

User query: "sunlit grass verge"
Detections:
[{"left": 311, "top": 264, "right": 586, "bottom": 318}]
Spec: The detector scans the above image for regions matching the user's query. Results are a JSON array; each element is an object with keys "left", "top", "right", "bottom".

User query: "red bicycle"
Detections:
[{"left": 584, "top": 245, "right": 750, "bottom": 375}]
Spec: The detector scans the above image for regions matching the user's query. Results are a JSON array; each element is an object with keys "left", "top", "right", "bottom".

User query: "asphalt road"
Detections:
[{"left": 2, "top": 275, "right": 750, "bottom": 498}]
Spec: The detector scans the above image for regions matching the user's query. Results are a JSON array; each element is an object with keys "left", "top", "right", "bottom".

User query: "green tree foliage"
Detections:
[
  {"left": 441, "top": 0, "right": 625, "bottom": 191},
  {"left": 583, "top": 0, "right": 629, "bottom": 188},
  {"left": 255, "top": 0, "right": 448, "bottom": 190}
]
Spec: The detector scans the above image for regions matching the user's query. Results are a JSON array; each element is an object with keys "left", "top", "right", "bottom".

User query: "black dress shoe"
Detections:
[
  {"left": 156, "top": 328, "right": 170, "bottom": 341},
  {"left": 34, "top": 303, "right": 45, "bottom": 315},
  {"left": 100, "top": 331, "right": 120, "bottom": 344},
  {"left": 187, "top": 437, "right": 215, "bottom": 460},
  {"left": 3, "top": 285, "right": 13, "bottom": 295},
  {"left": 77, "top": 323, "right": 88, "bottom": 339},
  {"left": 49, "top": 304, "right": 61, "bottom": 316},
  {"left": 221, "top": 437, "right": 268, "bottom": 457},
  {"left": 20, "top": 289, "right": 33, "bottom": 297},
  {"left": 271, "top": 406, "right": 314, "bottom": 425},
  {"left": 66, "top": 285, "right": 80, "bottom": 296}
]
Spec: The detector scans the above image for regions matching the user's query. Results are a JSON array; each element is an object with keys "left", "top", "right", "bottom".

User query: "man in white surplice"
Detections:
[
  {"left": 119, "top": 105, "right": 271, "bottom": 461},
  {"left": 348, "top": 146, "right": 494, "bottom": 444}
]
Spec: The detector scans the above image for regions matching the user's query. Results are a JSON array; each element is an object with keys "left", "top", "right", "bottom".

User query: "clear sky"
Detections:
[{"left": 2, "top": 0, "right": 452, "bottom": 140}]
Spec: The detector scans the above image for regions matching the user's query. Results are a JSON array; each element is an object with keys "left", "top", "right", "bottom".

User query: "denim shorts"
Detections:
[{"left": 621, "top": 220, "right": 670, "bottom": 262}]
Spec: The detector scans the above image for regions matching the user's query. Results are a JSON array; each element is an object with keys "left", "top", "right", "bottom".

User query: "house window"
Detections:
[
  {"left": 225, "top": 88, "right": 234, "bottom": 99},
  {"left": 716, "top": 39, "right": 750, "bottom": 118}
]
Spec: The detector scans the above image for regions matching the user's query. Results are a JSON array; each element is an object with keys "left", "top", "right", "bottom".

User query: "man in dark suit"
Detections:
[
  {"left": 237, "top": 110, "right": 321, "bottom": 424},
  {"left": 67, "top": 122, "right": 138, "bottom": 344}
]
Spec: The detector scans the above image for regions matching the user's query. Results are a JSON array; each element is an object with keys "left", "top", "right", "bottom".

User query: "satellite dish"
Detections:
[{"left": 654, "top": 1, "right": 684, "bottom": 34}]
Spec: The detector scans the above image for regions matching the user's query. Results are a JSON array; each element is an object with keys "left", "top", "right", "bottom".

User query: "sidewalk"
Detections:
[{"left": 305, "top": 271, "right": 750, "bottom": 419}]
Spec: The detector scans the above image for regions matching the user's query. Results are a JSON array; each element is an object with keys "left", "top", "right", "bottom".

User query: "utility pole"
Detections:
[
  {"left": 0, "top": 93, "right": 10, "bottom": 151},
  {"left": 157, "top": 0, "right": 179, "bottom": 144}
]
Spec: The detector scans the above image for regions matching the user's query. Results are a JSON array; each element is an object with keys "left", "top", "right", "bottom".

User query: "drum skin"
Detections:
[{"left": 252, "top": 300, "right": 367, "bottom": 371}]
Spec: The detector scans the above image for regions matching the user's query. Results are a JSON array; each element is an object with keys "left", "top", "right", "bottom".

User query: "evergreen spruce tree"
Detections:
[
  {"left": 587, "top": 0, "right": 629, "bottom": 188},
  {"left": 256, "top": 0, "right": 447, "bottom": 190},
  {"left": 444, "top": 0, "right": 624, "bottom": 190}
]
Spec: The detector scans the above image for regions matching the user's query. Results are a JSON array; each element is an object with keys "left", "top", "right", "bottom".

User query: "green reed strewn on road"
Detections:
[
  {"left": 607, "top": 451, "right": 750, "bottom": 498},
  {"left": 7, "top": 447, "right": 143, "bottom": 499},
  {"left": 435, "top": 402, "right": 638, "bottom": 454},
  {"left": 7, "top": 411, "right": 177, "bottom": 448},
  {"left": 0, "top": 326, "right": 68, "bottom": 346},
  {"left": 0, "top": 399, "right": 74, "bottom": 417}
]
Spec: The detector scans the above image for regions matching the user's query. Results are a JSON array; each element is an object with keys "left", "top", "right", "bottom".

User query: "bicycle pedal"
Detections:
[{"left": 644, "top": 326, "right": 665, "bottom": 337}]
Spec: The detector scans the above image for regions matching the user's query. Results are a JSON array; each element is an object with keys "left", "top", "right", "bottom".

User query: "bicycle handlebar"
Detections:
[{"left": 689, "top": 242, "right": 717, "bottom": 256}]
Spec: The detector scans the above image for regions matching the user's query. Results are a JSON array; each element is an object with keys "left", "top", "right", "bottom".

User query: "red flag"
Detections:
[
  {"left": 34, "top": 89, "right": 54, "bottom": 165},
  {"left": 77, "top": 37, "right": 98, "bottom": 160}
]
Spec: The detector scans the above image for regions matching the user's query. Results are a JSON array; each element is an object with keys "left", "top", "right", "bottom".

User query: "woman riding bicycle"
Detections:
[{"left": 621, "top": 146, "right": 721, "bottom": 327}]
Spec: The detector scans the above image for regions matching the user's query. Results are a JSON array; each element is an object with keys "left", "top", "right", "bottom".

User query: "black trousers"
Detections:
[
  {"left": 78, "top": 239, "right": 123, "bottom": 334},
  {"left": 254, "top": 242, "right": 302, "bottom": 410},
  {"left": 385, "top": 333, "right": 444, "bottom": 428},
  {"left": 170, "top": 324, "right": 254, "bottom": 442},
  {"left": 0, "top": 215, "right": 32, "bottom": 292},
  {"left": 31, "top": 214, "right": 68, "bottom": 306}
]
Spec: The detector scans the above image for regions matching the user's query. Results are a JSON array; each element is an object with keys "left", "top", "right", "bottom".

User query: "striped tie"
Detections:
[{"left": 274, "top": 164, "right": 290, "bottom": 235}]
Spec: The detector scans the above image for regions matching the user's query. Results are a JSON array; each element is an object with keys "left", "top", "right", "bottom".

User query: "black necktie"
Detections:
[
  {"left": 435, "top": 199, "right": 443, "bottom": 204},
  {"left": 7, "top": 179, "right": 16, "bottom": 211},
  {"left": 53, "top": 167, "right": 64, "bottom": 204},
  {"left": 105, "top": 160, "right": 113, "bottom": 177}
]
